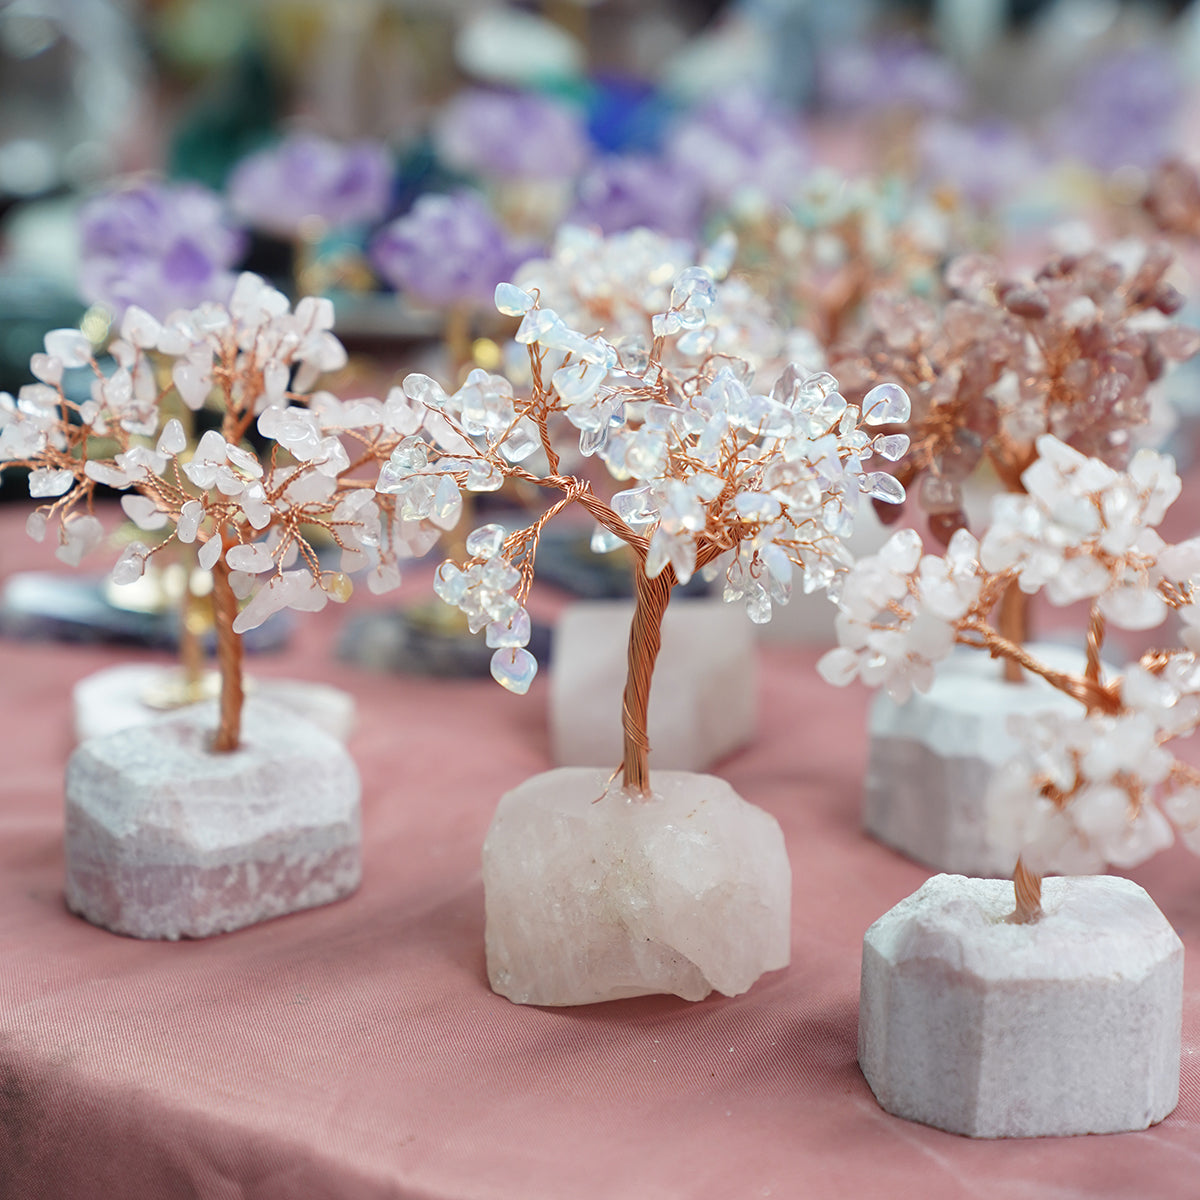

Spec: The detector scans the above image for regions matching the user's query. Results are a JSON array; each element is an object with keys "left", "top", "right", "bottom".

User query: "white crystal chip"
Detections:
[
  {"left": 862, "top": 383, "right": 911, "bottom": 426},
  {"left": 490, "top": 646, "right": 538, "bottom": 694},
  {"left": 466, "top": 523, "right": 506, "bottom": 559},
  {"left": 494, "top": 282, "right": 535, "bottom": 316}
]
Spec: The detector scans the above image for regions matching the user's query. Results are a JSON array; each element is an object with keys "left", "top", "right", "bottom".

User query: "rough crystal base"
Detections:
[
  {"left": 859, "top": 874, "right": 1182, "bottom": 1138},
  {"left": 483, "top": 767, "right": 791, "bottom": 1006},
  {"left": 65, "top": 699, "right": 362, "bottom": 939},
  {"left": 550, "top": 600, "right": 755, "bottom": 772},
  {"left": 864, "top": 645, "right": 1090, "bottom": 876},
  {"left": 72, "top": 663, "right": 356, "bottom": 744}
]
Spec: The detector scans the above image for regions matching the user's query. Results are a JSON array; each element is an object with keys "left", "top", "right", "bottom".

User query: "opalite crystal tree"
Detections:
[
  {"left": 819, "top": 434, "right": 1200, "bottom": 921},
  {"left": 375, "top": 268, "right": 911, "bottom": 1004},
  {"left": 379, "top": 273, "right": 911, "bottom": 768},
  {"left": 1, "top": 272, "right": 413, "bottom": 752}
]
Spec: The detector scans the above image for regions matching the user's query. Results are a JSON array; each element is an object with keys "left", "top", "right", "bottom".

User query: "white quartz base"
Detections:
[
  {"left": 550, "top": 600, "right": 756, "bottom": 772},
  {"left": 482, "top": 767, "right": 791, "bottom": 1006},
  {"left": 859, "top": 873, "right": 1183, "bottom": 1138},
  {"left": 65, "top": 699, "right": 362, "bottom": 939},
  {"left": 72, "top": 663, "right": 356, "bottom": 744},
  {"left": 864, "top": 645, "right": 1093, "bottom": 876}
]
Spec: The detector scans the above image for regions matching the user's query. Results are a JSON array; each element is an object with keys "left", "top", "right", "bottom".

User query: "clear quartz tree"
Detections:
[{"left": 819, "top": 434, "right": 1200, "bottom": 921}]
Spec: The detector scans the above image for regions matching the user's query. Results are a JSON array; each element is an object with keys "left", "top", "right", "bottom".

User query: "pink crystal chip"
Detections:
[{"left": 64, "top": 699, "right": 362, "bottom": 939}]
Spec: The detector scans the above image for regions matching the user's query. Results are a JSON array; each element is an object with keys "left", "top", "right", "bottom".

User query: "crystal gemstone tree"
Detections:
[
  {"left": 377, "top": 268, "right": 911, "bottom": 1004},
  {"left": 1, "top": 274, "right": 419, "bottom": 937}
]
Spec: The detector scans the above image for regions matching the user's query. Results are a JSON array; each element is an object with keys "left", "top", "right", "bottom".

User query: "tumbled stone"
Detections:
[
  {"left": 65, "top": 699, "right": 361, "bottom": 939},
  {"left": 483, "top": 767, "right": 791, "bottom": 1005},
  {"left": 864, "top": 645, "right": 1090, "bottom": 875},
  {"left": 550, "top": 600, "right": 756, "bottom": 772},
  {"left": 859, "top": 873, "right": 1182, "bottom": 1138},
  {"left": 72, "top": 663, "right": 356, "bottom": 744}
]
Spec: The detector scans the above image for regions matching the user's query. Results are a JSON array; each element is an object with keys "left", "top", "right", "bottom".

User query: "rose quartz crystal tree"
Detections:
[
  {"left": 0, "top": 272, "right": 423, "bottom": 752},
  {"left": 819, "top": 434, "right": 1200, "bottom": 921},
  {"left": 376, "top": 269, "right": 911, "bottom": 791}
]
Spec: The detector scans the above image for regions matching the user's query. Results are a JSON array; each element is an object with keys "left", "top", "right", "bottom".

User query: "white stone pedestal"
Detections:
[
  {"left": 482, "top": 767, "right": 791, "bottom": 1005},
  {"left": 865, "top": 645, "right": 1092, "bottom": 876},
  {"left": 550, "top": 600, "right": 756, "bottom": 772},
  {"left": 72, "top": 664, "right": 356, "bottom": 744},
  {"left": 859, "top": 874, "right": 1183, "bottom": 1138},
  {"left": 65, "top": 699, "right": 362, "bottom": 939}
]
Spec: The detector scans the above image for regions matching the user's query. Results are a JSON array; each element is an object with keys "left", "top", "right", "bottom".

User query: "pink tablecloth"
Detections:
[{"left": 2, "top": 510, "right": 1199, "bottom": 1200}]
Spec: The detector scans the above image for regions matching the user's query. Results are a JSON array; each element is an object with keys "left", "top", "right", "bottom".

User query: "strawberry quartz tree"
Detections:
[
  {"left": 375, "top": 267, "right": 910, "bottom": 1005},
  {"left": 0, "top": 272, "right": 427, "bottom": 938}
]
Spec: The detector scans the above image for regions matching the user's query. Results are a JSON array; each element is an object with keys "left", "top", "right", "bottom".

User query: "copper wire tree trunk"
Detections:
[
  {"left": 209, "top": 542, "right": 245, "bottom": 753},
  {"left": 620, "top": 562, "right": 677, "bottom": 795}
]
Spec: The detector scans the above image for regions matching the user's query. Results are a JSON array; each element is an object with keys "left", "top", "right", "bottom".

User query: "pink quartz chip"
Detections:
[{"left": 64, "top": 699, "right": 361, "bottom": 939}]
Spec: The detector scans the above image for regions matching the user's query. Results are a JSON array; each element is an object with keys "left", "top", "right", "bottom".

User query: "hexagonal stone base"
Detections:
[
  {"left": 865, "top": 645, "right": 1092, "bottom": 876},
  {"left": 550, "top": 600, "right": 756, "bottom": 772},
  {"left": 65, "top": 699, "right": 362, "bottom": 939},
  {"left": 859, "top": 874, "right": 1183, "bottom": 1138},
  {"left": 483, "top": 767, "right": 791, "bottom": 1006},
  {"left": 72, "top": 663, "right": 356, "bottom": 744}
]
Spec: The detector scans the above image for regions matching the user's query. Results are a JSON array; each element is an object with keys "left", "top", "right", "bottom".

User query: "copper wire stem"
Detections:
[
  {"left": 210, "top": 544, "right": 244, "bottom": 753},
  {"left": 997, "top": 581, "right": 1029, "bottom": 684},
  {"left": 1085, "top": 606, "right": 1105, "bottom": 687},
  {"left": 961, "top": 622, "right": 1122, "bottom": 714},
  {"left": 1009, "top": 856, "right": 1043, "bottom": 924},
  {"left": 621, "top": 564, "right": 677, "bottom": 796}
]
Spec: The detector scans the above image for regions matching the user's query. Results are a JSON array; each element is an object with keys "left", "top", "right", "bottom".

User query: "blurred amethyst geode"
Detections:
[
  {"left": 818, "top": 36, "right": 964, "bottom": 115},
  {"left": 228, "top": 133, "right": 393, "bottom": 237},
  {"left": 370, "top": 191, "right": 539, "bottom": 309},
  {"left": 434, "top": 89, "right": 590, "bottom": 182},
  {"left": 1051, "top": 46, "right": 1182, "bottom": 174},
  {"left": 666, "top": 88, "right": 810, "bottom": 212},
  {"left": 919, "top": 118, "right": 1042, "bottom": 208},
  {"left": 570, "top": 155, "right": 704, "bottom": 239},
  {"left": 79, "top": 180, "right": 245, "bottom": 321}
]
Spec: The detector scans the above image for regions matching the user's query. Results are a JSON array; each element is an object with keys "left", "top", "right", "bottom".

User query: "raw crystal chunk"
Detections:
[
  {"left": 483, "top": 767, "right": 791, "bottom": 1005},
  {"left": 859, "top": 874, "right": 1182, "bottom": 1137},
  {"left": 550, "top": 599, "right": 755, "bottom": 771},
  {"left": 65, "top": 699, "right": 361, "bottom": 939}
]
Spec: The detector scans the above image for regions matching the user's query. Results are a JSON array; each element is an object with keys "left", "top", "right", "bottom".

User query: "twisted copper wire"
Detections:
[
  {"left": 1009, "top": 856, "right": 1043, "bottom": 924},
  {"left": 1085, "top": 605, "right": 1105, "bottom": 687},
  {"left": 210, "top": 545, "right": 244, "bottom": 753},
  {"left": 997, "top": 581, "right": 1029, "bottom": 684},
  {"left": 621, "top": 564, "right": 677, "bottom": 796}
]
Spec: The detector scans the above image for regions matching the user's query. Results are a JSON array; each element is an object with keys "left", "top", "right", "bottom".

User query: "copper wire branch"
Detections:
[
  {"left": 1009, "top": 856, "right": 1043, "bottom": 924},
  {"left": 209, "top": 530, "right": 244, "bottom": 753}
]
